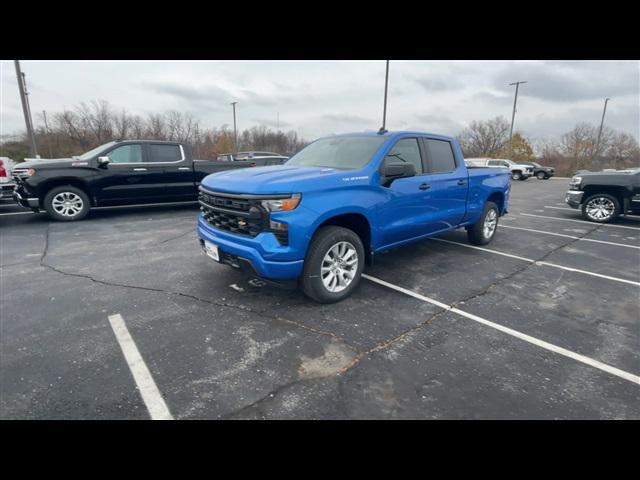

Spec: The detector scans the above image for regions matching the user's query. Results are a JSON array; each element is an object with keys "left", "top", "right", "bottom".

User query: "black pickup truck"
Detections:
[
  {"left": 12, "top": 140, "right": 259, "bottom": 221},
  {"left": 566, "top": 168, "right": 640, "bottom": 223}
]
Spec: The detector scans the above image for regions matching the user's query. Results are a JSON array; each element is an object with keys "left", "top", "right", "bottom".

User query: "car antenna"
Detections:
[{"left": 378, "top": 60, "right": 390, "bottom": 135}]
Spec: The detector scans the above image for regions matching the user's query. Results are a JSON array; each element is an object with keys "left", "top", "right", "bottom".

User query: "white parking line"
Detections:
[
  {"left": 0, "top": 211, "right": 37, "bottom": 216},
  {"left": 500, "top": 224, "right": 640, "bottom": 250},
  {"left": 430, "top": 238, "right": 640, "bottom": 287},
  {"left": 544, "top": 206, "right": 574, "bottom": 211},
  {"left": 362, "top": 274, "right": 640, "bottom": 385},
  {"left": 108, "top": 314, "right": 173, "bottom": 420},
  {"left": 519, "top": 212, "right": 640, "bottom": 231}
]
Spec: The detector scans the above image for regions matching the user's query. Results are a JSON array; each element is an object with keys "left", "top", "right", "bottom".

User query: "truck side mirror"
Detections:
[
  {"left": 97, "top": 156, "right": 110, "bottom": 167},
  {"left": 383, "top": 162, "right": 416, "bottom": 179}
]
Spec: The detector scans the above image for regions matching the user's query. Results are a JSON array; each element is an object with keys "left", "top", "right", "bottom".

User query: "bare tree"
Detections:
[{"left": 457, "top": 116, "right": 510, "bottom": 157}]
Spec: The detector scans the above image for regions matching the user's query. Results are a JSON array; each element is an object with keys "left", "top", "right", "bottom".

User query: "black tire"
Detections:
[
  {"left": 536, "top": 171, "right": 547, "bottom": 180},
  {"left": 467, "top": 201, "right": 500, "bottom": 246},
  {"left": 301, "top": 226, "right": 365, "bottom": 304},
  {"left": 511, "top": 171, "right": 521, "bottom": 181},
  {"left": 43, "top": 185, "right": 90, "bottom": 221},
  {"left": 581, "top": 193, "right": 620, "bottom": 223}
]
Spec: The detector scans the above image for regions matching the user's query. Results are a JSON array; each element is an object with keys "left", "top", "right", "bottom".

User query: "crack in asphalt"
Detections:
[
  {"left": 33, "top": 219, "right": 605, "bottom": 420},
  {"left": 222, "top": 224, "right": 609, "bottom": 418},
  {"left": 159, "top": 228, "right": 197, "bottom": 244},
  {"left": 449, "top": 223, "right": 603, "bottom": 310}
]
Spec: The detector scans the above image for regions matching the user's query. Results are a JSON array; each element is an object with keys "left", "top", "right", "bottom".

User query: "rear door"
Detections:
[
  {"left": 94, "top": 143, "right": 167, "bottom": 205},
  {"left": 150, "top": 143, "right": 196, "bottom": 200},
  {"left": 419, "top": 137, "right": 468, "bottom": 229}
]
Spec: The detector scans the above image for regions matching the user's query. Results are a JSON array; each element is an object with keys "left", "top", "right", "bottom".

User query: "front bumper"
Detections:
[
  {"left": 197, "top": 216, "right": 304, "bottom": 280},
  {"left": 565, "top": 190, "right": 584, "bottom": 208},
  {"left": 13, "top": 188, "right": 40, "bottom": 208}
]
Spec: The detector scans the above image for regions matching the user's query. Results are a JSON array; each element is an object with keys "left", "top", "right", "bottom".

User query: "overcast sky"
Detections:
[{"left": 1, "top": 60, "right": 638, "bottom": 143}]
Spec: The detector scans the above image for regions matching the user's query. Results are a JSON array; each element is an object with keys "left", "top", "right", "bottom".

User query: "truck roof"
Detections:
[{"left": 326, "top": 130, "right": 456, "bottom": 142}]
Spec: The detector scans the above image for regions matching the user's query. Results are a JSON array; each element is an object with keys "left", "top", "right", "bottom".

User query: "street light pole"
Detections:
[
  {"left": 14, "top": 60, "right": 38, "bottom": 157},
  {"left": 230, "top": 101, "right": 238, "bottom": 150},
  {"left": 593, "top": 97, "right": 611, "bottom": 160},
  {"left": 379, "top": 60, "right": 390, "bottom": 134},
  {"left": 508, "top": 81, "right": 527, "bottom": 160}
]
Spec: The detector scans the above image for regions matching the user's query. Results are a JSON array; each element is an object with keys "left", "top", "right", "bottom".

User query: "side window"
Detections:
[
  {"left": 488, "top": 160, "right": 500, "bottom": 166},
  {"left": 425, "top": 139, "right": 456, "bottom": 173},
  {"left": 385, "top": 138, "right": 423, "bottom": 175},
  {"left": 107, "top": 144, "right": 143, "bottom": 164},
  {"left": 149, "top": 144, "right": 182, "bottom": 162}
]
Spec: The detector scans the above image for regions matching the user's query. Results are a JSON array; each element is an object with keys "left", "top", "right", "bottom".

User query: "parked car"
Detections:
[
  {"left": 197, "top": 131, "right": 511, "bottom": 303},
  {"left": 11, "top": 140, "right": 259, "bottom": 221},
  {"left": 521, "top": 161, "right": 555, "bottom": 180},
  {"left": 566, "top": 168, "right": 640, "bottom": 223},
  {"left": 465, "top": 158, "right": 533, "bottom": 181},
  {"left": 0, "top": 157, "right": 16, "bottom": 199},
  {"left": 216, "top": 151, "right": 288, "bottom": 166}
]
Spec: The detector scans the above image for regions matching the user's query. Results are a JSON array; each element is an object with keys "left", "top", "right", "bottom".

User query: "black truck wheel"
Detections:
[
  {"left": 467, "top": 201, "right": 499, "bottom": 245},
  {"left": 536, "top": 171, "right": 547, "bottom": 180},
  {"left": 301, "top": 226, "right": 365, "bottom": 303},
  {"left": 581, "top": 193, "right": 620, "bottom": 223},
  {"left": 43, "top": 185, "right": 90, "bottom": 221},
  {"left": 511, "top": 171, "right": 521, "bottom": 180}
]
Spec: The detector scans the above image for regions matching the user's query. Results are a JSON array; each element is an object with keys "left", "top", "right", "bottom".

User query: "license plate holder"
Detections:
[{"left": 204, "top": 241, "right": 220, "bottom": 262}]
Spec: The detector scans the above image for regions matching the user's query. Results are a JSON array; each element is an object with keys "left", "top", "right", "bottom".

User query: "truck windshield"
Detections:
[
  {"left": 286, "top": 136, "right": 386, "bottom": 170},
  {"left": 76, "top": 141, "right": 117, "bottom": 160}
]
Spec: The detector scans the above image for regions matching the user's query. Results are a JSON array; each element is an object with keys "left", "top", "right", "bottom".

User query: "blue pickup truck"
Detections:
[{"left": 197, "top": 131, "right": 510, "bottom": 303}]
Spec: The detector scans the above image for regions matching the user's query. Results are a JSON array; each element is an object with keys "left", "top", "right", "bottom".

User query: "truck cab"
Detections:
[{"left": 197, "top": 131, "right": 511, "bottom": 303}]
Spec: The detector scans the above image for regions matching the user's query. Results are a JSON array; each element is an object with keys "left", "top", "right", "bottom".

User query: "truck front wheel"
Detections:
[
  {"left": 301, "top": 226, "right": 365, "bottom": 303},
  {"left": 44, "top": 185, "right": 90, "bottom": 221},
  {"left": 581, "top": 193, "right": 620, "bottom": 223},
  {"left": 467, "top": 201, "right": 499, "bottom": 245}
]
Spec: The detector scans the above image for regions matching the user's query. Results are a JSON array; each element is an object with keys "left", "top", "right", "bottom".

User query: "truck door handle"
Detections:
[
  {"left": 133, "top": 168, "right": 147, "bottom": 171},
  {"left": 457, "top": 179, "right": 466, "bottom": 186},
  {"left": 419, "top": 183, "right": 431, "bottom": 190},
  {"left": 178, "top": 167, "right": 191, "bottom": 171}
]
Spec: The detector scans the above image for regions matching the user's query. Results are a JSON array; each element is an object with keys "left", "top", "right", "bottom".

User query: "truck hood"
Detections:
[
  {"left": 200, "top": 165, "right": 355, "bottom": 194},
  {"left": 577, "top": 168, "right": 640, "bottom": 177},
  {"left": 17, "top": 158, "right": 78, "bottom": 169}
]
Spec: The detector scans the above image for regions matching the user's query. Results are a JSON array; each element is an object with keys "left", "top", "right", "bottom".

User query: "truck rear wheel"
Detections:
[
  {"left": 301, "top": 226, "right": 365, "bottom": 303},
  {"left": 467, "top": 201, "right": 499, "bottom": 245},
  {"left": 44, "top": 185, "right": 90, "bottom": 221}
]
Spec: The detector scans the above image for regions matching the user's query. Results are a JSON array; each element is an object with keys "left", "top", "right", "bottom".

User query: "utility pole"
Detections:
[
  {"left": 508, "top": 81, "right": 527, "bottom": 160},
  {"left": 193, "top": 122, "right": 200, "bottom": 158},
  {"left": 42, "top": 110, "right": 53, "bottom": 158},
  {"left": 277, "top": 112, "right": 279, "bottom": 131},
  {"left": 379, "top": 60, "right": 390, "bottom": 134},
  {"left": 14, "top": 60, "right": 38, "bottom": 157},
  {"left": 593, "top": 97, "right": 611, "bottom": 161},
  {"left": 230, "top": 101, "right": 238, "bottom": 150}
]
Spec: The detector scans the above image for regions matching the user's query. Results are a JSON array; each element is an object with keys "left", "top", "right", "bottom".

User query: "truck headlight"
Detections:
[
  {"left": 261, "top": 193, "right": 301, "bottom": 212},
  {"left": 570, "top": 176, "right": 582, "bottom": 189},
  {"left": 26, "top": 168, "right": 36, "bottom": 177}
]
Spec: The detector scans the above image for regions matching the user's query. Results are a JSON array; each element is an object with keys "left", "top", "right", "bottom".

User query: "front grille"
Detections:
[{"left": 199, "top": 191, "right": 266, "bottom": 237}]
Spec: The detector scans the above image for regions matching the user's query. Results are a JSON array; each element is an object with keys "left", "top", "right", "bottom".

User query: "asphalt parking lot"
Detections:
[{"left": 1, "top": 178, "right": 639, "bottom": 419}]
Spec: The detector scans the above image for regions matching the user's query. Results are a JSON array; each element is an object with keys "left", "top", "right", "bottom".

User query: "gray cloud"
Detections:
[
  {"left": 1, "top": 61, "right": 637, "bottom": 142},
  {"left": 493, "top": 61, "right": 639, "bottom": 102}
]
